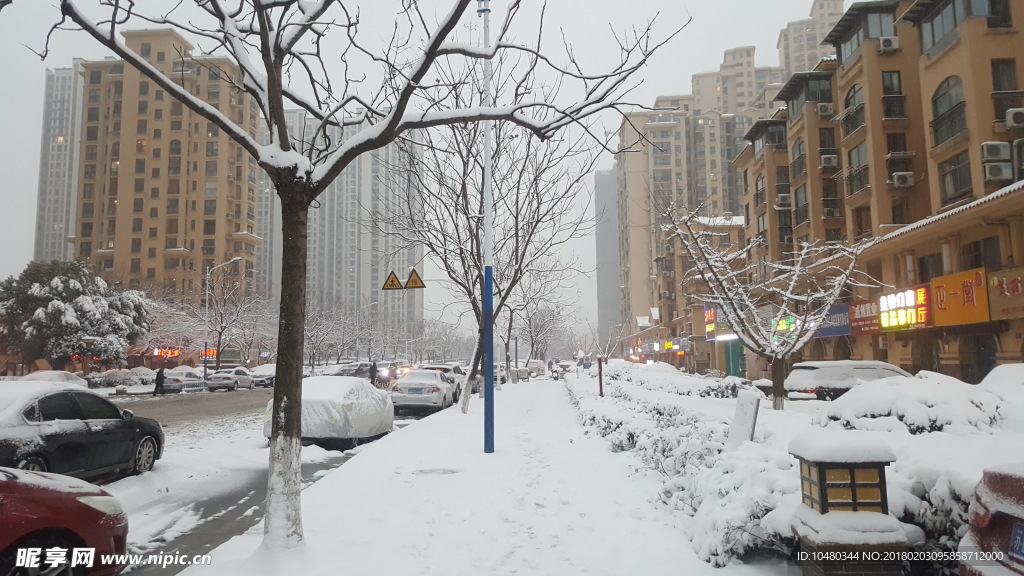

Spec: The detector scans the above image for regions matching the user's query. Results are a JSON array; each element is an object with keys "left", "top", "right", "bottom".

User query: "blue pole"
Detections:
[{"left": 483, "top": 266, "right": 495, "bottom": 453}]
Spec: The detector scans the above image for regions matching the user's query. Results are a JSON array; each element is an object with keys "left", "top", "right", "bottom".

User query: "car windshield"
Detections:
[{"left": 785, "top": 366, "right": 821, "bottom": 386}]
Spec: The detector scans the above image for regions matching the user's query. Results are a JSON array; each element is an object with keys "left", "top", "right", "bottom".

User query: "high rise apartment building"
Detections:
[
  {"left": 594, "top": 169, "right": 621, "bottom": 349},
  {"left": 34, "top": 59, "right": 85, "bottom": 262},
  {"left": 69, "top": 29, "right": 261, "bottom": 300},
  {"left": 778, "top": 0, "right": 845, "bottom": 78}
]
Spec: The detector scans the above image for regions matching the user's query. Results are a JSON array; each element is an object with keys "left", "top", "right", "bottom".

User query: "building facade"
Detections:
[
  {"left": 778, "top": 0, "right": 846, "bottom": 78},
  {"left": 34, "top": 59, "right": 85, "bottom": 263},
  {"left": 594, "top": 169, "right": 622, "bottom": 350},
  {"left": 69, "top": 29, "right": 262, "bottom": 301}
]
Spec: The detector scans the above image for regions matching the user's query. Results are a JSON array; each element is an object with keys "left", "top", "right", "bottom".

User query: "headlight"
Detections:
[{"left": 77, "top": 495, "right": 125, "bottom": 516}]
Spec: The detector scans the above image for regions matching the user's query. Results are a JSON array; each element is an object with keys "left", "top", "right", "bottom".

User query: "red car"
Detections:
[
  {"left": 0, "top": 466, "right": 128, "bottom": 576},
  {"left": 961, "top": 461, "right": 1024, "bottom": 575}
]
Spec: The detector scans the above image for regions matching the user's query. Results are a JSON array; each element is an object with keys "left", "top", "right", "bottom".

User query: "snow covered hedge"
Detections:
[
  {"left": 599, "top": 360, "right": 755, "bottom": 399},
  {"left": 94, "top": 368, "right": 145, "bottom": 388},
  {"left": 815, "top": 372, "right": 1002, "bottom": 434}
]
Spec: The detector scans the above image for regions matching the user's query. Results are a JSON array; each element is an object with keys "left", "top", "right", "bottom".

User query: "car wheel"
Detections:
[
  {"left": 232, "top": 382, "right": 239, "bottom": 391},
  {"left": 0, "top": 535, "right": 86, "bottom": 576},
  {"left": 16, "top": 455, "right": 47, "bottom": 472},
  {"left": 133, "top": 436, "right": 158, "bottom": 474}
]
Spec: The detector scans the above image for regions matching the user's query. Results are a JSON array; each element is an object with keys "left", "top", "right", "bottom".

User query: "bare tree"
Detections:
[
  {"left": 18, "top": 0, "right": 679, "bottom": 545},
  {"left": 666, "top": 206, "right": 875, "bottom": 410},
  {"left": 234, "top": 300, "right": 278, "bottom": 367}
]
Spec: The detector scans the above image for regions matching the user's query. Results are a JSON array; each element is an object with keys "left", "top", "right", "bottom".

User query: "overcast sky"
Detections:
[{"left": 0, "top": 0, "right": 846, "bottom": 328}]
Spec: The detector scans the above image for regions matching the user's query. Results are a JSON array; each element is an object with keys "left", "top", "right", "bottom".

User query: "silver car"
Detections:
[
  {"left": 206, "top": 367, "right": 255, "bottom": 391},
  {"left": 390, "top": 370, "right": 452, "bottom": 413},
  {"left": 163, "top": 367, "right": 206, "bottom": 393}
]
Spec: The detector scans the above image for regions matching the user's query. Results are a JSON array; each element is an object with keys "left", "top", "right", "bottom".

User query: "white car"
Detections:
[
  {"left": 391, "top": 370, "right": 453, "bottom": 413},
  {"left": 418, "top": 364, "right": 468, "bottom": 399},
  {"left": 784, "top": 360, "right": 911, "bottom": 400},
  {"left": 263, "top": 376, "right": 393, "bottom": 450},
  {"left": 206, "top": 367, "right": 255, "bottom": 391},
  {"left": 162, "top": 367, "right": 206, "bottom": 393},
  {"left": 19, "top": 370, "right": 88, "bottom": 387}
]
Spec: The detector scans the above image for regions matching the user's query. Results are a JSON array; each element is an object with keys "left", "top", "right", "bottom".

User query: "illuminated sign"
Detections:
[
  {"left": 151, "top": 347, "right": 181, "bottom": 358},
  {"left": 776, "top": 316, "right": 797, "bottom": 332},
  {"left": 849, "top": 300, "right": 881, "bottom": 335},
  {"left": 816, "top": 304, "right": 851, "bottom": 338},
  {"left": 932, "top": 268, "right": 989, "bottom": 326},
  {"left": 704, "top": 306, "right": 717, "bottom": 341},
  {"left": 878, "top": 286, "right": 931, "bottom": 330},
  {"left": 200, "top": 348, "right": 218, "bottom": 360}
]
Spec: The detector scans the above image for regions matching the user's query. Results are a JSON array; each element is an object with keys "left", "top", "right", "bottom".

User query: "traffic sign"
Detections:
[
  {"left": 382, "top": 272, "right": 404, "bottom": 290},
  {"left": 404, "top": 268, "right": 426, "bottom": 289}
]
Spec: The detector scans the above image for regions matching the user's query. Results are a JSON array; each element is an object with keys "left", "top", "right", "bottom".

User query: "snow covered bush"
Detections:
[
  {"left": 816, "top": 372, "right": 1002, "bottom": 434},
  {"left": 131, "top": 366, "right": 156, "bottom": 385},
  {"left": 594, "top": 360, "right": 755, "bottom": 399},
  {"left": 98, "top": 368, "right": 142, "bottom": 388}
]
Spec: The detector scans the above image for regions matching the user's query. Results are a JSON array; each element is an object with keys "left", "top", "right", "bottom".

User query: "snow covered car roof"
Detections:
[
  {"left": 19, "top": 370, "right": 88, "bottom": 387},
  {"left": 790, "top": 360, "right": 909, "bottom": 370},
  {"left": 262, "top": 376, "right": 393, "bottom": 441},
  {"left": 397, "top": 371, "right": 446, "bottom": 383},
  {"left": 0, "top": 382, "right": 100, "bottom": 426},
  {"left": 249, "top": 364, "right": 276, "bottom": 376}
]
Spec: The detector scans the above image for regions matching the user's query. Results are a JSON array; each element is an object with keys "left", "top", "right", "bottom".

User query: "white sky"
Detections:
[{"left": 0, "top": 1, "right": 846, "bottom": 328}]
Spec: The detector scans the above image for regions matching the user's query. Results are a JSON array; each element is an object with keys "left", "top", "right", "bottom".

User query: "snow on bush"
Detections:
[
  {"left": 815, "top": 371, "right": 1002, "bottom": 434},
  {"left": 567, "top": 373, "right": 797, "bottom": 566},
  {"left": 131, "top": 366, "right": 156, "bottom": 384},
  {"left": 599, "top": 360, "right": 755, "bottom": 399},
  {"left": 98, "top": 368, "right": 142, "bottom": 388}
]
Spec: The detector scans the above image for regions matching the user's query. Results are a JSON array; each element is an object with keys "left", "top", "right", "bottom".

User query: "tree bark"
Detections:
[
  {"left": 771, "top": 357, "right": 786, "bottom": 411},
  {"left": 264, "top": 190, "right": 309, "bottom": 548}
]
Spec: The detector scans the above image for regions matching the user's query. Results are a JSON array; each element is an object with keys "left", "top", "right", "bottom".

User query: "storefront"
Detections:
[
  {"left": 813, "top": 303, "right": 852, "bottom": 361},
  {"left": 705, "top": 305, "right": 746, "bottom": 378}
]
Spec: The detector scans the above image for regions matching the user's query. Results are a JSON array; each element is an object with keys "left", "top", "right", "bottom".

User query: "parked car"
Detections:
[
  {"left": 19, "top": 370, "right": 88, "bottom": 387},
  {"left": 418, "top": 363, "right": 468, "bottom": 399},
  {"left": 526, "top": 359, "right": 546, "bottom": 377},
  {"left": 333, "top": 362, "right": 374, "bottom": 378},
  {"left": 784, "top": 360, "right": 911, "bottom": 400},
  {"left": 262, "top": 376, "right": 392, "bottom": 450},
  {"left": 0, "top": 382, "right": 164, "bottom": 480},
  {"left": 249, "top": 363, "right": 277, "bottom": 387},
  {"left": 960, "top": 461, "right": 1024, "bottom": 576},
  {"left": 0, "top": 466, "right": 129, "bottom": 576},
  {"left": 206, "top": 367, "right": 255, "bottom": 391},
  {"left": 163, "top": 366, "right": 206, "bottom": 393},
  {"left": 391, "top": 370, "right": 453, "bottom": 413}
]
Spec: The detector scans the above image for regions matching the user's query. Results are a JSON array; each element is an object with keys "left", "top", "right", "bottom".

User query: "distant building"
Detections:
[
  {"left": 594, "top": 169, "right": 621, "bottom": 352},
  {"left": 777, "top": 0, "right": 845, "bottom": 78},
  {"left": 34, "top": 59, "right": 85, "bottom": 263}
]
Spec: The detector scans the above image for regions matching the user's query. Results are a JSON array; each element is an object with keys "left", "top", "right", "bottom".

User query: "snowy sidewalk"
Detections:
[{"left": 185, "top": 379, "right": 771, "bottom": 576}]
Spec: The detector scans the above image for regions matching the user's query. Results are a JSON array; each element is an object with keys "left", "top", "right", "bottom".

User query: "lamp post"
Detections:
[
  {"left": 204, "top": 257, "right": 241, "bottom": 378},
  {"left": 477, "top": 0, "right": 496, "bottom": 454}
]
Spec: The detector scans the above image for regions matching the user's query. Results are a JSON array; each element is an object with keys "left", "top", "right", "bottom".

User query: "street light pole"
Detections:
[
  {"left": 478, "top": 0, "right": 495, "bottom": 454},
  {"left": 204, "top": 257, "right": 241, "bottom": 378}
]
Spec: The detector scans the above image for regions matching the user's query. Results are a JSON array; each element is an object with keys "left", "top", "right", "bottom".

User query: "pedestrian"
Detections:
[
  {"left": 369, "top": 361, "right": 378, "bottom": 388},
  {"left": 154, "top": 367, "right": 166, "bottom": 396}
]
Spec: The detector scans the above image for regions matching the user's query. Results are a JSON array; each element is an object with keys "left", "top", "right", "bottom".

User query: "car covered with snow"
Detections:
[
  {"left": 206, "top": 367, "right": 255, "bottom": 391},
  {"left": 390, "top": 370, "right": 454, "bottom": 413},
  {"left": 0, "top": 466, "right": 129, "bottom": 576},
  {"left": 19, "top": 370, "right": 88, "bottom": 387},
  {"left": 249, "top": 363, "right": 277, "bottom": 387},
  {"left": 0, "top": 382, "right": 163, "bottom": 480},
  {"left": 960, "top": 461, "right": 1024, "bottom": 576},
  {"left": 784, "top": 360, "right": 911, "bottom": 400},
  {"left": 262, "top": 376, "right": 393, "bottom": 450}
]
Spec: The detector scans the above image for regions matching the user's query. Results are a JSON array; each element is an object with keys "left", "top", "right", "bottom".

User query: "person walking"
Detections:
[
  {"left": 154, "top": 367, "right": 166, "bottom": 396},
  {"left": 369, "top": 361, "right": 378, "bottom": 388}
]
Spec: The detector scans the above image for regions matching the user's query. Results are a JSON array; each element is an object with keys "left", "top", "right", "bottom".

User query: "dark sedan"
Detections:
[{"left": 0, "top": 382, "right": 164, "bottom": 481}]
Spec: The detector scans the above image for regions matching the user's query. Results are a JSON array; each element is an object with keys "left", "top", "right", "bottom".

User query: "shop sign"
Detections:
[
  {"left": 931, "top": 268, "right": 989, "bottom": 327},
  {"left": 988, "top": 266, "right": 1024, "bottom": 321},
  {"left": 704, "top": 306, "right": 716, "bottom": 341},
  {"left": 849, "top": 300, "right": 880, "bottom": 336},
  {"left": 816, "top": 303, "right": 851, "bottom": 338},
  {"left": 878, "top": 286, "right": 931, "bottom": 331}
]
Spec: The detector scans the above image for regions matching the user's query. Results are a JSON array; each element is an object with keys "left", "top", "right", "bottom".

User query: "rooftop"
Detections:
[{"left": 822, "top": 0, "right": 900, "bottom": 45}]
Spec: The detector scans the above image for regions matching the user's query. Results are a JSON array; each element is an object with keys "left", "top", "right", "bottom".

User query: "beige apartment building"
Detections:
[
  {"left": 70, "top": 29, "right": 261, "bottom": 302},
  {"left": 778, "top": 0, "right": 845, "bottom": 78},
  {"left": 727, "top": 0, "right": 1024, "bottom": 383}
]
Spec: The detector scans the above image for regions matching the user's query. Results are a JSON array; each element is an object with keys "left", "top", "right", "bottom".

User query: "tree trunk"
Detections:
[
  {"left": 264, "top": 191, "right": 309, "bottom": 548},
  {"left": 771, "top": 357, "right": 786, "bottom": 411},
  {"left": 216, "top": 332, "right": 224, "bottom": 370}
]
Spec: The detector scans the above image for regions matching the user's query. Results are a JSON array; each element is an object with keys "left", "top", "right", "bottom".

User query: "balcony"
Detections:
[
  {"left": 794, "top": 203, "right": 810, "bottom": 226},
  {"left": 881, "top": 95, "right": 906, "bottom": 119},
  {"left": 993, "top": 91, "right": 1024, "bottom": 122},
  {"left": 931, "top": 101, "right": 967, "bottom": 147},
  {"left": 845, "top": 166, "right": 869, "bottom": 197},
  {"left": 647, "top": 114, "right": 679, "bottom": 125},
  {"left": 789, "top": 154, "right": 807, "bottom": 180},
  {"left": 840, "top": 103, "right": 865, "bottom": 139}
]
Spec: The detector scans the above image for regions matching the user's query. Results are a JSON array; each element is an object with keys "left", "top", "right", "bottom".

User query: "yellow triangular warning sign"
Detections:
[
  {"left": 382, "top": 271, "right": 404, "bottom": 290},
  {"left": 404, "top": 268, "right": 426, "bottom": 289}
]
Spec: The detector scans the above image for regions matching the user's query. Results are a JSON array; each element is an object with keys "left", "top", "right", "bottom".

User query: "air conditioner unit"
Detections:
[
  {"left": 982, "top": 141, "right": 1012, "bottom": 162},
  {"left": 817, "top": 102, "right": 835, "bottom": 117},
  {"left": 821, "top": 155, "right": 840, "bottom": 168},
  {"left": 878, "top": 36, "right": 899, "bottom": 53},
  {"left": 823, "top": 207, "right": 842, "bottom": 218},
  {"left": 660, "top": 291, "right": 670, "bottom": 298},
  {"left": 984, "top": 162, "right": 1014, "bottom": 182},
  {"left": 1007, "top": 108, "right": 1024, "bottom": 128},
  {"left": 776, "top": 193, "right": 792, "bottom": 207},
  {"left": 782, "top": 235, "right": 795, "bottom": 245},
  {"left": 891, "top": 172, "right": 914, "bottom": 188}
]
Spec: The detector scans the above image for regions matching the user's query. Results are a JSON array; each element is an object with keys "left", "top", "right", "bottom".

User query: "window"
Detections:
[
  {"left": 205, "top": 181, "right": 218, "bottom": 197},
  {"left": 135, "top": 159, "right": 146, "bottom": 174},
  {"left": 130, "top": 258, "right": 140, "bottom": 273},
  {"left": 169, "top": 139, "right": 182, "bottom": 155},
  {"left": 204, "top": 200, "right": 217, "bottom": 215},
  {"left": 140, "top": 43, "right": 151, "bottom": 57},
  {"left": 918, "top": 253, "right": 944, "bottom": 283},
  {"left": 992, "top": 59, "right": 1018, "bottom": 120},
  {"left": 207, "top": 84, "right": 220, "bottom": 100},
  {"left": 157, "top": 52, "right": 165, "bottom": 62},
  {"left": 132, "top": 218, "right": 142, "bottom": 233},
  {"left": 149, "top": 227, "right": 158, "bottom": 238},
  {"left": 153, "top": 128, "right": 162, "bottom": 140},
  {"left": 921, "top": 0, "right": 967, "bottom": 52},
  {"left": 149, "top": 207, "right": 158, "bottom": 218},
  {"left": 137, "top": 119, "right": 147, "bottom": 134},
  {"left": 886, "top": 133, "right": 908, "bottom": 153},
  {"left": 86, "top": 126, "right": 98, "bottom": 141},
  {"left": 38, "top": 393, "right": 82, "bottom": 421},
  {"left": 939, "top": 150, "right": 972, "bottom": 203},
  {"left": 206, "top": 141, "right": 219, "bottom": 157},
  {"left": 932, "top": 76, "right": 966, "bottom": 145},
  {"left": 205, "top": 161, "right": 218, "bottom": 177},
  {"left": 962, "top": 236, "right": 1001, "bottom": 270},
  {"left": 138, "top": 101, "right": 148, "bottom": 115},
  {"left": 168, "top": 158, "right": 181, "bottom": 176},
  {"left": 84, "top": 165, "right": 96, "bottom": 180},
  {"left": 845, "top": 85, "right": 863, "bottom": 110},
  {"left": 79, "top": 241, "right": 92, "bottom": 257},
  {"left": 166, "top": 219, "right": 178, "bottom": 234},
  {"left": 83, "top": 183, "right": 95, "bottom": 198},
  {"left": 866, "top": 11, "right": 894, "bottom": 38},
  {"left": 133, "top": 199, "right": 144, "bottom": 213},
  {"left": 167, "top": 199, "right": 179, "bottom": 214},
  {"left": 203, "top": 220, "right": 216, "bottom": 235},
  {"left": 819, "top": 128, "right": 837, "bottom": 152},
  {"left": 171, "top": 101, "right": 182, "bottom": 116},
  {"left": 207, "top": 123, "right": 219, "bottom": 138},
  {"left": 87, "top": 107, "right": 99, "bottom": 122},
  {"left": 89, "top": 70, "right": 101, "bottom": 84},
  {"left": 131, "top": 238, "right": 142, "bottom": 253},
  {"left": 139, "top": 81, "right": 149, "bottom": 95},
  {"left": 134, "top": 178, "right": 145, "bottom": 193}
]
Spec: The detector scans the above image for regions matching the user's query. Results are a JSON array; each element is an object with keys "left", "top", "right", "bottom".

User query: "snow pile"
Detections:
[
  {"left": 792, "top": 506, "right": 919, "bottom": 545},
  {"left": 130, "top": 366, "right": 156, "bottom": 384},
  {"left": 978, "top": 363, "right": 1024, "bottom": 431},
  {"left": 816, "top": 372, "right": 1002, "bottom": 434},
  {"left": 599, "top": 359, "right": 756, "bottom": 399}
]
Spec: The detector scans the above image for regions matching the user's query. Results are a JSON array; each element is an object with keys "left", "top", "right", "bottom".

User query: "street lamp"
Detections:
[
  {"left": 477, "top": 0, "right": 496, "bottom": 454},
  {"left": 204, "top": 256, "right": 242, "bottom": 378}
]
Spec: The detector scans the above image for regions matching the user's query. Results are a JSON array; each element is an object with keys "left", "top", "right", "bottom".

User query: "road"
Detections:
[{"left": 111, "top": 388, "right": 275, "bottom": 427}]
